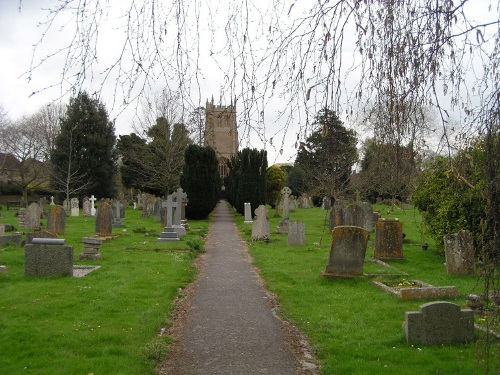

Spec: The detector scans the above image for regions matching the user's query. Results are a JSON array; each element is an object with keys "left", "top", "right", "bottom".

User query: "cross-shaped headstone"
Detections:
[
  {"left": 50, "top": 196, "right": 55, "bottom": 205},
  {"left": 281, "top": 186, "right": 292, "bottom": 221},
  {"left": 89, "top": 195, "right": 97, "bottom": 216},
  {"left": 172, "top": 188, "right": 187, "bottom": 226},
  {"left": 162, "top": 195, "right": 176, "bottom": 227}
]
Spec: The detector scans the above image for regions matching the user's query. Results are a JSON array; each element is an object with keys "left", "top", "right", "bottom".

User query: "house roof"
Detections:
[{"left": 0, "top": 153, "right": 20, "bottom": 170}]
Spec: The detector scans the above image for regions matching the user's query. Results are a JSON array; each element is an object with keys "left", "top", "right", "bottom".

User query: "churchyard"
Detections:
[
  {"left": 238, "top": 202, "right": 499, "bottom": 374},
  {"left": 0, "top": 198, "right": 498, "bottom": 374},
  {"left": 0, "top": 201, "right": 207, "bottom": 375}
]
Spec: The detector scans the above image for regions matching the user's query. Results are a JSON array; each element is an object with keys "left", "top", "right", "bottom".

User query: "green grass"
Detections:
[
  {"left": 0, "top": 205, "right": 208, "bottom": 375},
  {"left": 1, "top": 203, "right": 499, "bottom": 374},
  {"left": 236, "top": 204, "right": 500, "bottom": 375}
]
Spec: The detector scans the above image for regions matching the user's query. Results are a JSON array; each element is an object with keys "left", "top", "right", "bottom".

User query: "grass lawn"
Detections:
[
  {"left": 1, "top": 201, "right": 499, "bottom": 374},
  {"left": 0, "top": 205, "right": 208, "bottom": 375},
  {"left": 235, "top": 204, "right": 500, "bottom": 375}
]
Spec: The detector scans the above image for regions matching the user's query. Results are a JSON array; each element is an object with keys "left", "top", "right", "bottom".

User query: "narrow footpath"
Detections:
[{"left": 159, "top": 200, "right": 318, "bottom": 374}]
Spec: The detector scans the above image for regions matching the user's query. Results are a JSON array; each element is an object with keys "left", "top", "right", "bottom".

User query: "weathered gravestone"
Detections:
[
  {"left": 321, "top": 197, "right": 331, "bottom": 210},
  {"left": 112, "top": 201, "right": 124, "bottom": 228},
  {"left": 63, "top": 199, "right": 70, "bottom": 215},
  {"left": 287, "top": 220, "right": 306, "bottom": 246},
  {"left": 244, "top": 202, "right": 253, "bottom": 224},
  {"left": 323, "top": 226, "right": 369, "bottom": 278},
  {"left": 443, "top": 230, "right": 475, "bottom": 275},
  {"left": 298, "top": 193, "right": 311, "bottom": 209},
  {"left": 276, "top": 186, "right": 292, "bottom": 233},
  {"left": 70, "top": 198, "right": 79, "bottom": 217},
  {"left": 403, "top": 301, "right": 474, "bottom": 345},
  {"left": 157, "top": 195, "right": 179, "bottom": 242},
  {"left": 252, "top": 205, "right": 270, "bottom": 241},
  {"left": 0, "top": 232, "right": 22, "bottom": 246},
  {"left": 25, "top": 202, "right": 42, "bottom": 230},
  {"left": 25, "top": 230, "right": 58, "bottom": 245},
  {"left": 374, "top": 218, "right": 404, "bottom": 260},
  {"left": 80, "top": 237, "right": 103, "bottom": 260},
  {"left": 24, "top": 238, "right": 73, "bottom": 277},
  {"left": 360, "top": 202, "right": 374, "bottom": 231},
  {"left": 329, "top": 202, "right": 344, "bottom": 232},
  {"left": 154, "top": 198, "right": 163, "bottom": 221},
  {"left": 0, "top": 224, "right": 4, "bottom": 236},
  {"left": 17, "top": 207, "right": 26, "bottom": 228},
  {"left": 344, "top": 203, "right": 365, "bottom": 228},
  {"left": 95, "top": 201, "right": 113, "bottom": 237},
  {"left": 47, "top": 205, "right": 66, "bottom": 235},
  {"left": 289, "top": 196, "right": 296, "bottom": 212},
  {"left": 82, "top": 197, "right": 91, "bottom": 217}
]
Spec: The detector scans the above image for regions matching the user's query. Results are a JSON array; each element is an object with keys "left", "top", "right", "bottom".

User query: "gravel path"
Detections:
[{"left": 159, "top": 200, "right": 318, "bottom": 374}]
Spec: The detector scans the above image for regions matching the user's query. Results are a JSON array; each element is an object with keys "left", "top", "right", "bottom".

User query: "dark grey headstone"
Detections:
[{"left": 24, "top": 242, "right": 74, "bottom": 277}]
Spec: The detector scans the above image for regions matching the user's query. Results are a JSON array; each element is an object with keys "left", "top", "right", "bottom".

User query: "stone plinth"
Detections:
[
  {"left": 80, "top": 237, "right": 103, "bottom": 260},
  {"left": 372, "top": 280, "right": 459, "bottom": 300},
  {"left": 157, "top": 227, "right": 179, "bottom": 242},
  {"left": 24, "top": 239, "right": 74, "bottom": 277}
]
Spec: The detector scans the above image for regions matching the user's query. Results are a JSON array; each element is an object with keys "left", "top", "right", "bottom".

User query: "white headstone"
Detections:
[
  {"left": 89, "top": 195, "right": 97, "bottom": 216},
  {"left": 70, "top": 198, "right": 79, "bottom": 217},
  {"left": 244, "top": 202, "right": 253, "bottom": 224}
]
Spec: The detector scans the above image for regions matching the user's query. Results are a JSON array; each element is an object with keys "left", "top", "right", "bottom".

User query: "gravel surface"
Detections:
[{"left": 158, "top": 200, "right": 319, "bottom": 375}]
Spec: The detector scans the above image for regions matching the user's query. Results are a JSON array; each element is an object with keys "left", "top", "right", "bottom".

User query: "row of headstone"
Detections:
[{"left": 298, "top": 193, "right": 313, "bottom": 209}]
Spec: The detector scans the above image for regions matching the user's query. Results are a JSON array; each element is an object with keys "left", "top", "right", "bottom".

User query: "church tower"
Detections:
[{"left": 204, "top": 96, "right": 239, "bottom": 178}]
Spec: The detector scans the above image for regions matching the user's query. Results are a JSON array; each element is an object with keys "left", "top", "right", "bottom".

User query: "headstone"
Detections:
[
  {"left": 95, "top": 201, "right": 113, "bottom": 237},
  {"left": 321, "top": 197, "right": 331, "bottom": 210},
  {"left": 181, "top": 197, "right": 189, "bottom": 229},
  {"left": 82, "top": 197, "right": 91, "bottom": 217},
  {"left": 360, "top": 202, "right": 374, "bottom": 231},
  {"left": 244, "top": 202, "right": 253, "bottom": 224},
  {"left": 63, "top": 199, "right": 70, "bottom": 215},
  {"left": 344, "top": 203, "right": 365, "bottom": 228},
  {"left": 329, "top": 202, "right": 344, "bottom": 232},
  {"left": 403, "top": 301, "right": 474, "bottom": 345},
  {"left": 24, "top": 239, "right": 74, "bottom": 277},
  {"left": 25, "top": 202, "right": 42, "bottom": 230},
  {"left": 299, "top": 193, "right": 310, "bottom": 209},
  {"left": 172, "top": 188, "right": 187, "bottom": 236},
  {"left": 47, "top": 205, "right": 66, "bottom": 235},
  {"left": 160, "top": 206, "right": 169, "bottom": 227},
  {"left": 17, "top": 207, "right": 26, "bottom": 228},
  {"left": 0, "top": 233, "right": 22, "bottom": 246},
  {"left": 0, "top": 265, "right": 8, "bottom": 273},
  {"left": 444, "top": 230, "right": 475, "bottom": 275},
  {"left": 289, "top": 196, "right": 296, "bottom": 212},
  {"left": 50, "top": 196, "right": 55, "bottom": 205},
  {"left": 374, "top": 218, "right": 404, "bottom": 260},
  {"left": 38, "top": 197, "right": 48, "bottom": 217},
  {"left": 0, "top": 225, "right": 4, "bottom": 236},
  {"left": 80, "top": 237, "right": 103, "bottom": 260},
  {"left": 323, "top": 226, "right": 369, "bottom": 278},
  {"left": 157, "top": 195, "right": 179, "bottom": 242},
  {"left": 25, "top": 230, "right": 58, "bottom": 245},
  {"left": 154, "top": 198, "right": 163, "bottom": 221},
  {"left": 252, "top": 205, "right": 270, "bottom": 241},
  {"left": 287, "top": 220, "right": 306, "bottom": 246},
  {"left": 89, "top": 195, "right": 97, "bottom": 216},
  {"left": 70, "top": 197, "right": 79, "bottom": 217},
  {"left": 133, "top": 202, "right": 137, "bottom": 209},
  {"left": 276, "top": 187, "right": 292, "bottom": 233},
  {"left": 112, "top": 201, "right": 124, "bottom": 227}
]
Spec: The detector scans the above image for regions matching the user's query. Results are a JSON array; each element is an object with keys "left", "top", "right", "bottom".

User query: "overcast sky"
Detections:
[{"left": 0, "top": 1, "right": 497, "bottom": 164}]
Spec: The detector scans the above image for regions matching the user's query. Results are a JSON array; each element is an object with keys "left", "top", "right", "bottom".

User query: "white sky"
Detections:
[{"left": 0, "top": 0, "right": 497, "bottom": 164}]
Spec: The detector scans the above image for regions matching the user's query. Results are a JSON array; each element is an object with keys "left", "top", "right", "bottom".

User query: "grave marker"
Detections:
[
  {"left": 70, "top": 197, "right": 79, "bottom": 217},
  {"left": 244, "top": 202, "right": 253, "bottom": 224},
  {"left": 25, "top": 202, "right": 42, "bottom": 230},
  {"left": 252, "top": 205, "right": 270, "bottom": 241},
  {"left": 323, "top": 226, "right": 369, "bottom": 278},
  {"left": 24, "top": 238, "right": 74, "bottom": 277},
  {"left": 374, "top": 218, "right": 404, "bottom": 260},
  {"left": 287, "top": 220, "right": 306, "bottom": 246},
  {"left": 403, "top": 301, "right": 474, "bottom": 345},
  {"left": 47, "top": 205, "right": 66, "bottom": 235},
  {"left": 89, "top": 195, "right": 97, "bottom": 216},
  {"left": 444, "top": 230, "right": 475, "bottom": 275},
  {"left": 95, "top": 201, "right": 113, "bottom": 237}
]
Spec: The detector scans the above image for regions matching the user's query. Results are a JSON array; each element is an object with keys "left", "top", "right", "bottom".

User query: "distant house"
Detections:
[{"left": 0, "top": 152, "right": 20, "bottom": 184}]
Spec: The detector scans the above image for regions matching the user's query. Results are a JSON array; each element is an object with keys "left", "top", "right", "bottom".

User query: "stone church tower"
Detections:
[{"left": 204, "top": 97, "right": 238, "bottom": 177}]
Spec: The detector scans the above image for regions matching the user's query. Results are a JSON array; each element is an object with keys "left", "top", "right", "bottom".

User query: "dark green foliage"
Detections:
[
  {"left": 265, "top": 165, "right": 286, "bottom": 208},
  {"left": 226, "top": 148, "right": 267, "bottom": 215},
  {"left": 413, "top": 152, "right": 485, "bottom": 252},
  {"left": 117, "top": 133, "right": 148, "bottom": 191},
  {"left": 50, "top": 91, "right": 117, "bottom": 199},
  {"left": 295, "top": 108, "right": 358, "bottom": 198},
  {"left": 181, "top": 145, "right": 220, "bottom": 219},
  {"left": 286, "top": 165, "right": 307, "bottom": 197}
]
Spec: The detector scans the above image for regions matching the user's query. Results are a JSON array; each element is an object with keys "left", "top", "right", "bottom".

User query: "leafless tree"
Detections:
[{"left": 0, "top": 115, "right": 49, "bottom": 201}]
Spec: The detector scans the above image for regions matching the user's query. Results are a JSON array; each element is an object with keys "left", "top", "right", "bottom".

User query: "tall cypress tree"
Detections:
[
  {"left": 181, "top": 145, "right": 221, "bottom": 219},
  {"left": 51, "top": 91, "right": 117, "bottom": 199}
]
